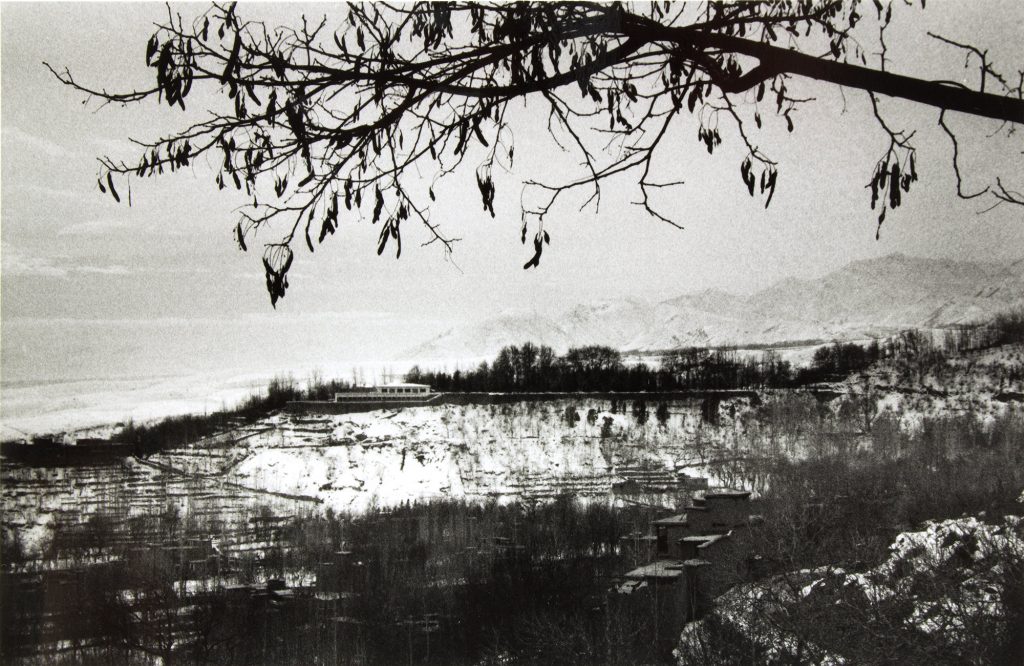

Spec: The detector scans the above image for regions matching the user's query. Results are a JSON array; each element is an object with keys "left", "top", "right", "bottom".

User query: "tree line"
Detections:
[
  {"left": 407, "top": 309, "right": 1024, "bottom": 394},
  {"left": 406, "top": 342, "right": 805, "bottom": 393},
  {"left": 405, "top": 340, "right": 878, "bottom": 393}
]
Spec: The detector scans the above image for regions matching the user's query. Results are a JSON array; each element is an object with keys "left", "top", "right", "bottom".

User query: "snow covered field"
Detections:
[
  {"left": 160, "top": 400, "right": 747, "bottom": 512},
  {"left": 2, "top": 398, "right": 751, "bottom": 559}
]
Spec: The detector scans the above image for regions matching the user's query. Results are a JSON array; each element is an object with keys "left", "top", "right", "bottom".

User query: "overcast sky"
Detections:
[{"left": 2, "top": 1, "right": 1023, "bottom": 380}]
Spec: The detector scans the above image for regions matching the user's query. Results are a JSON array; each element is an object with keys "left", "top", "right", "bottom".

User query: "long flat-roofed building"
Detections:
[{"left": 335, "top": 383, "right": 435, "bottom": 402}]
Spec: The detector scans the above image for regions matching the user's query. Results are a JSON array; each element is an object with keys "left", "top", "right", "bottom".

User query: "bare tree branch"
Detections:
[{"left": 50, "top": 1, "right": 1024, "bottom": 305}]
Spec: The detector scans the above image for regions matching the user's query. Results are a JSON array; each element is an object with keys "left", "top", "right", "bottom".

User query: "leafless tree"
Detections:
[{"left": 50, "top": 1, "right": 1024, "bottom": 304}]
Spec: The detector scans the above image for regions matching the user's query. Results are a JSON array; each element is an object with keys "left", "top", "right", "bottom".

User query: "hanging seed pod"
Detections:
[{"left": 889, "top": 163, "right": 900, "bottom": 209}]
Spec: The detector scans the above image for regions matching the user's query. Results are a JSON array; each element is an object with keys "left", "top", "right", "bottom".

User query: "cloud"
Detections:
[
  {"left": 1, "top": 254, "right": 68, "bottom": 278},
  {"left": 58, "top": 218, "right": 132, "bottom": 236},
  {"left": 77, "top": 265, "right": 131, "bottom": 276},
  {"left": 87, "top": 136, "right": 138, "bottom": 157},
  {"left": 239, "top": 310, "right": 398, "bottom": 323},
  {"left": 1, "top": 126, "right": 71, "bottom": 160},
  {"left": 16, "top": 183, "right": 87, "bottom": 202},
  {"left": 1, "top": 252, "right": 131, "bottom": 278}
]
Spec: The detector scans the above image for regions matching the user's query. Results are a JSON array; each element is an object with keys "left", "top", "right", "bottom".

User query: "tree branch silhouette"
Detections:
[{"left": 50, "top": 1, "right": 1023, "bottom": 305}]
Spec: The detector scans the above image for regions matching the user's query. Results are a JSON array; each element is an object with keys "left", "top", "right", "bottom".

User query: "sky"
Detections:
[{"left": 1, "top": 1, "right": 1023, "bottom": 409}]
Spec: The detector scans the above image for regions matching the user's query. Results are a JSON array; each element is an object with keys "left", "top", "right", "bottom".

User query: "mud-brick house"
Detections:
[
  {"left": 613, "top": 559, "right": 700, "bottom": 655},
  {"left": 645, "top": 489, "right": 751, "bottom": 558},
  {"left": 702, "top": 489, "right": 754, "bottom": 532},
  {"left": 611, "top": 488, "right": 755, "bottom": 659}
]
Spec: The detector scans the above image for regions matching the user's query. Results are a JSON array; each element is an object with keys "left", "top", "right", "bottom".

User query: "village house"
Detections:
[{"left": 612, "top": 485, "right": 756, "bottom": 658}]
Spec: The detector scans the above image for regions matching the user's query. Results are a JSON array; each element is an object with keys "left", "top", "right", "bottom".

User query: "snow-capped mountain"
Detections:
[
  {"left": 402, "top": 254, "right": 1024, "bottom": 362},
  {"left": 400, "top": 310, "right": 572, "bottom": 362}
]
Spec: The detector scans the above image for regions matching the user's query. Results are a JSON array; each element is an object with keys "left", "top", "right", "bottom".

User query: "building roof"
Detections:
[
  {"left": 652, "top": 514, "right": 688, "bottom": 526},
  {"left": 623, "top": 559, "right": 688, "bottom": 580},
  {"left": 381, "top": 382, "right": 431, "bottom": 388},
  {"left": 614, "top": 579, "right": 649, "bottom": 595},
  {"left": 696, "top": 533, "right": 729, "bottom": 551},
  {"left": 705, "top": 489, "right": 752, "bottom": 499}
]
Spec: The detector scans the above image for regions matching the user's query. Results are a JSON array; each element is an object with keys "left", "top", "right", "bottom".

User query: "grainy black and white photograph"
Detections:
[{"left": 1, "top": 1, "right": 1023, "bottom": 664}]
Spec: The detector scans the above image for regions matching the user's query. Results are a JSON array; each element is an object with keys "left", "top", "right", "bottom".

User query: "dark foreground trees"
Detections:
[
  {"left": 676, "top": 405, "right": 1024, "bottom": 666},
  {"left": 51, "top": 2, "right": 1023, "bottom": 304}
]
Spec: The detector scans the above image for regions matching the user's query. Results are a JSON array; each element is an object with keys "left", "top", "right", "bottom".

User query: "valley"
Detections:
[{"left": 3, "top": 335, "right": 1024, "bottom": 663}]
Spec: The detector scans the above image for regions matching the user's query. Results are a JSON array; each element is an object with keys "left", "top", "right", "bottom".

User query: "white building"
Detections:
[{"left": 334, "top": 383, "right": 434, "bottom": 402}]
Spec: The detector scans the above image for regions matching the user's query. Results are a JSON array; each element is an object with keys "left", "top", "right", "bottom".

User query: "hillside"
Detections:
[
  {"left": 405, "top": 254, "right": 1024, "bottom": 361},
  {"left": 678, "top": 514, "right": 1024, "bottom": 664}
]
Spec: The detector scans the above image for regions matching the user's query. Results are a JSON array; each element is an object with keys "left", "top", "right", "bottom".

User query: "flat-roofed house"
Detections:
[
  {"left": 613, "top": 486, "right": 756, "bottom": 658},
  {"left": 335, "top": 383, "right": 435, "bottom": 402}
]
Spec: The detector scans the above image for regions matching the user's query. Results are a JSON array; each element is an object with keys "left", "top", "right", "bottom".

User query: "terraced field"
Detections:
[
  {"left": 157, "top": 400, "right": 746, "bottom": 508},
  {"left": 2, "top": 398, "right": 749, "bottom": 662}
]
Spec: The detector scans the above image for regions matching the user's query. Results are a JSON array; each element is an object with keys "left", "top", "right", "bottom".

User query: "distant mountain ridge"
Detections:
[{"left": 402, "top": 254, "right": 1024, "bottom": 362}]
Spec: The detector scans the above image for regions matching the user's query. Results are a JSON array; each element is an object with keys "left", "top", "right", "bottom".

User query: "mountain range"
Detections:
[{"left": 402, "top": 254, "right": 1024, "bottom": 362}]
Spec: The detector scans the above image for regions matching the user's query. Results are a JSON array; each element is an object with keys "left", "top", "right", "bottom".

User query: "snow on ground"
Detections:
[
  {"left": 0, "top": 360, "right": 402, "bottom": 440},
  {"left": 1, "top": 372, "right": 268, "bottom": 439},
  {"left": 679, "top": 514, "right": 1024, "bottom": 663},
  {"left": 3, "top": 399, "right": 755, "bottom": 557},
  {"left": 232, "top": 436, "right": 465, "bottom": 512},
  {"left": 843, "top": 343, "right": 1024, "bottom": 430},
  {"left": 159, "top": 401, "right": 750, "bottom": 514}
]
